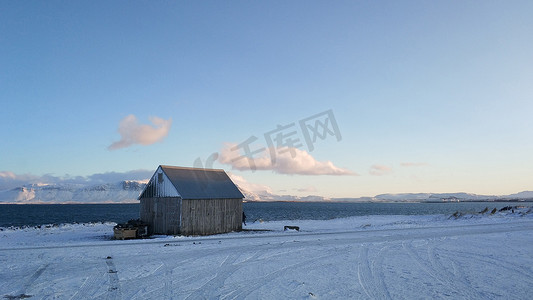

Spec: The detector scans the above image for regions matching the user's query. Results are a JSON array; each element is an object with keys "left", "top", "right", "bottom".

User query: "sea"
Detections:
[{"left": 0, "top": 201, "right": 530, "bottom": 228}]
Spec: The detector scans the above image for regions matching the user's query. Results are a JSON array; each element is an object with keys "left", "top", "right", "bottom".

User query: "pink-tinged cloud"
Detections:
[
  {"left": 0, "top": 171, "right": 41, "bottom": 190},
  {"left": 218, "top": 143, "right": 356, "bottom": 176},
  {"left": 108, "top": 115, "right": 172, "bottom": 150},
  {"left": 0, "top": 171, "right": 17, "bottom": 179},
  {"left": 227, "top": 173, "right": 274, "bottom": 195},
  {"left": 369, "top": 164, "right": 393, "bottom": 176},
  {"left": 401, "top": 162, "right": 429, "bottom": 167},
  {"left": 226, "top": 173, "right": 329, "bottom": 202},
  {"left": 0, "top": 170, "right": 154, "bottom": 190}
]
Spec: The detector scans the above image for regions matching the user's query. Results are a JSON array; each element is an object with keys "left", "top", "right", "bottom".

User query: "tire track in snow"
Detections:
[
  {"left": 357, "top": 244, "right": 392, "bottom": 300},
  {"left": 224, "top": 252, "right": 338, "bottom": 300},
  {"left": 69, "top": 261, "right": 108, "bottom": 300},
  {"left": 5, "top": 263, "right": 49, "bottom": 299},
  {"left": 163, "top": 263, "right": 173, "bottom": 300},
  {"left": 426, "top": 239, "right": 455, "bottom": 280},
  {"left": 142, "top": 243, "right": 305, "bottom": 299},
  {"left": 182, "top": 253, "right": 239, "bottom": 300},
  {"left": 438, "top": 248, "right": 533, "bottom": 284},
  {"left": 183, "top": 251, "right": 266, "bottom": 300},
  {"left": 70, "top": 274, "right": 101, "bottom": 300},
  {"left": 357, "top": 245, "right": 373, "bottom": 299},
  {"left": 402, "top": 240, "right": 483, "bottom": 299},
  {"left": 123, "top": 252, "right": 222, "bottom": 299},
  {"left": 374, "top": 244, "right": 393, "bottom": 300},
  {"left": 0, "top": 253, "right": 9, "bottom": 292},
  {"left": 147, "top": 241, "right": 336, "bottom": 299},
  {"left": 105, "top": 258, "right": 122, "bottom": 300},
  {"left": 128, "top": 250, "right": 261, "bottom": 299},
  {"left": 130, "top": 261, "right": 173, "bottom": 300},
  {"left": 125, "top": 238, "right": 363, "bottom": 299}
]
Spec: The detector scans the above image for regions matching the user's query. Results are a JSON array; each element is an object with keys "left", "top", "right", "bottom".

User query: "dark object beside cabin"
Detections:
[
  {"left": 138, "top": 165, "right": 244, "bottom": 236},
  {"left": 284, "top": 226, "right": 300, "bottom": 231},
  {"left": 113, "top": 219, "right": 149, "bottom": 239}
]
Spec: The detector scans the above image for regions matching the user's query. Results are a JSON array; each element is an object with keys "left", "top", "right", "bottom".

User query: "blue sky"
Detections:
[{"left": 1, "top": 1, "right": 532, "bottom": 198}]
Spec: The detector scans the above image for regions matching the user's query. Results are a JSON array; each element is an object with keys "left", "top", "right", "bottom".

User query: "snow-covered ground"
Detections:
[{"left": 1, "top": 209, "right": 532, "bottom": 299}]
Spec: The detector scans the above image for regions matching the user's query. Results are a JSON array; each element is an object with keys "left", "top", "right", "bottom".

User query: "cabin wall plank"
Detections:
[
  {"left": 180, "top": 198, "right": 242, "bottom": 235},
  {"left": 140, "top": 197, "right": 181, "bottom": 235},
  {"left": 141, "top": 197, "right": 242, "bottom": 236}
]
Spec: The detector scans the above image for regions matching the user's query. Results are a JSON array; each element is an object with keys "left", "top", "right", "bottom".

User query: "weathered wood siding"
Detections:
[
  {"left": 140, "top": 197, "right": 181, "bottom": 235},
  {"left": 181, "top": 198, "right": 242, "bottom": 236}
]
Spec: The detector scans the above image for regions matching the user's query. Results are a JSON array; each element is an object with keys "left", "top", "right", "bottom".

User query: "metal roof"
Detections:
[{"left": 158, "top": 165, "right": 244, "bottom": 200}]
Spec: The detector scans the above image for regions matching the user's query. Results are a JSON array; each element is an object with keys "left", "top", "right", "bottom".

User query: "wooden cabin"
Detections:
[{"left": 138, "top": 165, "right": 244, "bottom": 236}]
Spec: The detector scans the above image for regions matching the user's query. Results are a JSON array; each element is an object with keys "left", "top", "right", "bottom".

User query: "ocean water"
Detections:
[
  {"left": 0, "top": 201, "right": 529, "bottom": 228},
  {"left": 243, "top": 201, "right": 530, "bottom": 223},
  {"left": 0, "top": 204, "right": 139, "bottom": 228}
]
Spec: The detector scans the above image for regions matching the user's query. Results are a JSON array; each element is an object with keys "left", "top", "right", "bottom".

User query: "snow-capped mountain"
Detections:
[
  {"left": 237, "top": 185, "right": 330, "bottom": 202},
  {"left": 334, "top": 191, "right": 533, "bottom": 203},
  {"left": 373, "top": 192, "right": 499, "bottom": 202},
  {"left": 0, "top": 180, "right": 531, "bottom": 204},
  {"left": 505, "top": 191, "right": 533, "bottom": 199},
  {"left": 0, "top": 181, "right": 146, "bottom": 204}
]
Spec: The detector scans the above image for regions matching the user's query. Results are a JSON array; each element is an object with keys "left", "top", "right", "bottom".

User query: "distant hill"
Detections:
[
  {"left": 0, "top": 181, "right": 531, "bottom": 204},
  {"left": 333, "top": 191, "right": 533, "bottom": 203},
  {"left": 0, "top": 181, "right": 146, "bottom": 204},
  {"left": 505, "top": 191, "right": 533, "bottom": 199}
]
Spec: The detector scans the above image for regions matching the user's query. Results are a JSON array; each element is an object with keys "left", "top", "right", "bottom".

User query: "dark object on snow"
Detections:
[
  {"left": 113, "top": 219, "right": 150, "bottom": 239},
  {"left": 242, "top": 212, "right": 247, "bottom": 226},
  {"left": 499, "top": 206, "right": 513, "bottom": 212},
  {"left": 284, "top": 226, "right": 300, "bottom": 231},
  {"left": 113, "top": 227, "right": 136, "bottom": 240},
  {"left": 491, "top": 208, "right": 498, "bottom": 214},
  {"left": 479, "top": 207, "right": 489, "bottom": 214},
  {"left": 3, "top": 294, "right": 32, "bottom": 299}
]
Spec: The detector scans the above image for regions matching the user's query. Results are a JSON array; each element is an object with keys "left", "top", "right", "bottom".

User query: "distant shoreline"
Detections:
[
  {"left": 246, "top": 199, "right": 533, "bottom": 203},
  {"left": 1, "top": 199, "right": 533, "bottom": 205}
]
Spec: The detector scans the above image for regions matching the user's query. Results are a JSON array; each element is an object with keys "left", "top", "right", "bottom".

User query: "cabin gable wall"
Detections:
[
  {"left": 139, "top": 166, "right": 180, "bottom": 199},
  {"left": 140, "top": 197, "right": 181, "bottom": 235}
]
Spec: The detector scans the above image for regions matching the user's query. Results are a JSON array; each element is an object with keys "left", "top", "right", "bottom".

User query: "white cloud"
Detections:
[
  {"left": 108, "top": 115, "right": 172, "bottom": 150},
  {"left": 218, "top": 143, "right": 356, "bottom": 176},
  {"left": 227, "top": 173, "right": 328, "bottom": 202},
  {"left": 0, "top": 171, "right": 40, "bottom": 190},
  {"left": 86, "top": 170, "right": 153, "bottom": 184},
  {"left": 227, "top": 173, "right": 273, "bottom": 195},
  {"left": 369, "top": 164, "right": 393, "bottom": 176},
  {"left": 0, "top": 171, "right": 16, "bottom": 179},
  {"left": 0, "top": 170, "right": 153, "bottom": 190}
]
